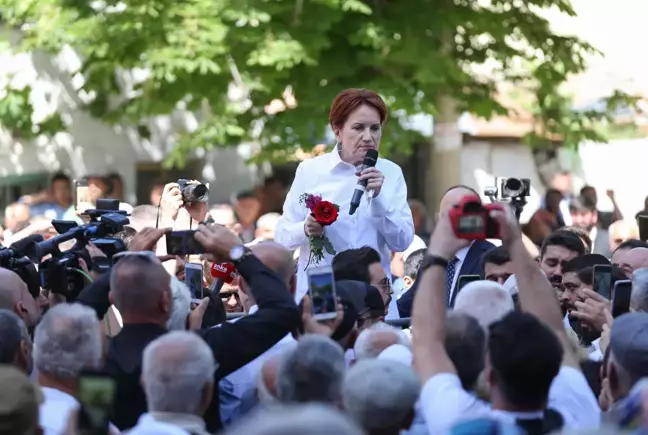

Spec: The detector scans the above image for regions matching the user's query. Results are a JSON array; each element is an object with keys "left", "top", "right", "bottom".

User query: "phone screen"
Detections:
[
  {"left": 593, "top": 265, "right": 613, "bottom": 300},
  {"left": 75, "top": 179, "right": 90, "bottom": 210},
  {"left": 166, "top": 230, "right": 203, "bottom": 255},
  {"left": 457, "top": 275, "right": 480, "bottom": 291},
  {"left": 78, "top": 374, "right": 115, "bottom": 435},
  {"left": 185, "top": 264, "right": 203, "bottom": 304},
  {"left": 308, "top": 267, "right": 337, "bottom": 319},
  {"left": 612, "top": 280, "right": 632, "bottom": 318}
]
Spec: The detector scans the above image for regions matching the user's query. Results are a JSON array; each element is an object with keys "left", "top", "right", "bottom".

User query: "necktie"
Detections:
[{"left": 445, "top": 257, "right": 458, "bottom": 307}]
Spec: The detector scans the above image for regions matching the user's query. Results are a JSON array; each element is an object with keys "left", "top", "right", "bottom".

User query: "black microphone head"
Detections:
[{"left": 363, "top": 149, "right": 379, "bottom": 167}]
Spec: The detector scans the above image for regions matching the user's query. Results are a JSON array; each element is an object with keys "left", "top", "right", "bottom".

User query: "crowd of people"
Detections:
[{"left": 2, "top": 88, "right": 648, "bottom": 435}]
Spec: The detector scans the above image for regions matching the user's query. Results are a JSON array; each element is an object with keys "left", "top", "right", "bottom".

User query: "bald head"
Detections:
[
  {"left": 440, "top": 186, "right": 479, "bottom": 214},
  {"left": 620, "top": 248, "right": 648, "bottom": 277},
  {"left": 129, "top": 205, "right": 159, "bottom": 232},
  {"left": 251, "top": 242, "right": 294, "bottom": 285},
  {"left": 210, "top": 205, "right": 236, "bottom": 227},
  {"left": 110, "top": 257, "right": 171, "bottom": 316},
  {"left": 0, "top": 269, "right": 39, "bottom": 327},
  {"left": 0, "top": 269, "right": 27, "bottom": 311}
]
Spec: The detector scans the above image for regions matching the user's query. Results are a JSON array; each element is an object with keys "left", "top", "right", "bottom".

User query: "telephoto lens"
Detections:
[{"left": 178, "top": 179, "right": 209, "bottom": 203}]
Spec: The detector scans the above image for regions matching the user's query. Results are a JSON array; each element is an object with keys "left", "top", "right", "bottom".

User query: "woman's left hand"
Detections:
[{"left": 357, "top": 167, "right": 385, "bottom": 198}]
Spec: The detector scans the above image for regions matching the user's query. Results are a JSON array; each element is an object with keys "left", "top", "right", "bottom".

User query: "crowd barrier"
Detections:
[{"left": 225, "top": 312, "right": 412, "bottom": 329}]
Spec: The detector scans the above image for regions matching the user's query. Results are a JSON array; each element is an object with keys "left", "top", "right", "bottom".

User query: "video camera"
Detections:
[
  {"left": 0, "top": 235, "right": 43, "bottom": 299},
  {"left": 37, "top": 198, "right": 129, "bottom": 300},
  {"left": 484, "top": 177, "right": 530, "bottom": 220},
  {"left": 178, "top": 179, "right": 209, "bottom": 204},
  {"left": 449, "top": 195, "right": 504, "bottom": 240}
]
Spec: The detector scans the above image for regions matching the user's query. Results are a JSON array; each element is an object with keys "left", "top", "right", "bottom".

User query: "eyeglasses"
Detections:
[
  {"left": 112, "top": 251, "right": 160, "bottom": 266},
  {"left": 375, "top": 278, "right": 394, "bottom": 295}
]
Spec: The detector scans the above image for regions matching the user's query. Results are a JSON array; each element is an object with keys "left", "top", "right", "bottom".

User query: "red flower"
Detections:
[{"left": 312, "top": 200, "right": 338, "bottom": 226}]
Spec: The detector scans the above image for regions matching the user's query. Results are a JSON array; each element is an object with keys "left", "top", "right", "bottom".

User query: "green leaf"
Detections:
[
  {"left": 323, "top": 239, "right": 336, "bottom": 255},
  {"left": 311, "top": 237, "right": 324, "bottom": 250},
  {"left": 0, "top": 0, "right": 639, "bottom": 163}
]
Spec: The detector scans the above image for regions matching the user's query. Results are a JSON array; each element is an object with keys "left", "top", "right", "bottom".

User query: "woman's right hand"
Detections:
[{"left": 304, "top": 215, "right": 323, "bottom": 237}]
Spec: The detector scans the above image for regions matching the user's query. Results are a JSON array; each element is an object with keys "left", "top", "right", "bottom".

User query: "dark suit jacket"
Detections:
[{"left": 397, "top": 240, "right": 496, "bottom": 317}]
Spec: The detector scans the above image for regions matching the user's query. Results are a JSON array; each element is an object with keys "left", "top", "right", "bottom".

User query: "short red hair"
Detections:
[{"left": 329, "top": 88, "right": 388, "bottom": 130}]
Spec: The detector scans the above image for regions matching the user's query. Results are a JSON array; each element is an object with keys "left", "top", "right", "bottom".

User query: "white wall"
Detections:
[
  {"left": 579, "top": 139, "right": 648, "bottom": 218},
  {"left": 0, "top": 26, "right": 257, "bottom": 205},
  {"left": 460, "top": 140, "right": 545, "bottom": 223}
]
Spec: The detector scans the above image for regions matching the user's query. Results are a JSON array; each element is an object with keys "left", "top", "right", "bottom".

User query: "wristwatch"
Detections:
[
  {"left": 229, "top": 245, "right": 252, "bottom": 264},
  {"left": 419, "top": 254, "right": 449, "bottom": 274}
]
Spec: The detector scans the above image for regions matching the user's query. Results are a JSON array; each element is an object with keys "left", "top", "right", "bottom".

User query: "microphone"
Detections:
[
  {"left": 210, "top": 262, "right": 239, "bottom": 293},
  {"left": 349, "top": 149, "right": 379, "bottom": 215}
]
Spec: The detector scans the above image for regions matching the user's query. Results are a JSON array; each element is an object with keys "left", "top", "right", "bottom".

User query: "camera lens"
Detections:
[
  {"left": 504, "top": 178, "right": 524, "bottom": 197},
  {"left": 193, "top": 184, "right": 208, "bottom": 200},
  {"left": 182, "top": 183, "right": 209, "bottom": 203}
]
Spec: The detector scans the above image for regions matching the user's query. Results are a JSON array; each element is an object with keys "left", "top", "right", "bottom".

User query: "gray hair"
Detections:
[
  {"left": 353, "top": 322, "right": 410, "bottom": 361},
  {"left": 453, "top": 280, "right": 514, "bottom": 328},
  {"left": 34, "top": 303, "right": 102, "bottom": 378},
  {"left": 342, "top": 359, "right": 420, "bottom": 431},
  {"left": 142, "top": 331, "right": 215, "bottom": 414},
  {"left": 167, "top": 276, "right": 191, "bottom": 331},
  {"left": 226, "top": 404, "right": 364, "bottom": 435},
  {"left": 631, "top": 268, "right": 648, "bottom": 312},
  {"left": 0, "top": 309, "right": 26, "bottom": 363},
  {"left": 257, "top": 213, "right": 281, "bottom": 230},
  {"left": 277, "top": 334, "right": 346, "bottom": 405}
]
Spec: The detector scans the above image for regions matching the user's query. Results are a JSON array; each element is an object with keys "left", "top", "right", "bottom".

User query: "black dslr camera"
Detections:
[{"left": 178, "top": 179, "right": 209, "bottom": 204}]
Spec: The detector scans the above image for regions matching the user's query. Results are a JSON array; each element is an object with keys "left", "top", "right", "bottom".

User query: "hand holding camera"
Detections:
[
  {"left": 428, "top": 211, "right": 469, "bottom": 260},
  {"left": 161, "top": 180, "right": 209, "bottom": 223},
  {"left": 448, "top": 195, "right": 521, "bottom": 246}
]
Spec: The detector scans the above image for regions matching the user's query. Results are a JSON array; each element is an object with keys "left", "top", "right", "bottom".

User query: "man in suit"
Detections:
[
  {"left": 569, "top": 198, "right": 611, "bottom": 258},
  {"left": 397, "top": 186, "right": 496, "bottom": 317}
]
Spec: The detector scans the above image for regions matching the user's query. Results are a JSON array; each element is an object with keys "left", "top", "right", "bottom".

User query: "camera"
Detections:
[
  {"left": 449, "top": 195, "right": 503, "bottom": 240},
  {"left": 0, "top": 236, "right": 42, "bottom": 299},
  {"left": 38, "top": 198, "right": 129, "bottom": 300},
  {"left": 178, "top": 179, "right": 209, "bottom": 204},
  {"left": 484, "top": 177, "right": 530, "bottom": 221},
  {"left": 500, "top": 178, "right": 530, "bottom": 200}
]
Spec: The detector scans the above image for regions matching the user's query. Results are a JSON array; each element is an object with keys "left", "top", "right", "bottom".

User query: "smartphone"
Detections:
[
  {"left": 166, "top": 230, "right": 204, "bottom": 256},
  {"left": 612, "top": 280, "right": 632, "bottom": 318},
  {"left": 75, "top": 179, "right": 90, "bottom": 211},
  {"left": 457, "top": 275, "right": 480, "bottom": 291},
  {"left": 592, "top": 264, "right": 613, "bottom": 300},
  {"left": 307, "top": 265, "right": 337, "bottom": 321},
  {"left": 77, "top": 372, "right": 116, "bottom": 435},
  {"left": 638, "top": 215, "right": 648, "bottom": 242},
  {"left": 185, "top": 263, "right": 204, "bottom": 304}
]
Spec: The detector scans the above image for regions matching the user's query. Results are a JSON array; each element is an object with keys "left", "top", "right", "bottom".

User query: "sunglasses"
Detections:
[{"left": 112, "top": 251, "right": 160, "bottom": 265}]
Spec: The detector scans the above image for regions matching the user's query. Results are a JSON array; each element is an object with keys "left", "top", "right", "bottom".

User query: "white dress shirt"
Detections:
[
  {"left": 39, "top": 387, "right": 120, "bottom": 435},
  {"left": 419, "top": 367, "right": 600, "bottom": 434},
  {"left": 275, "top": 149, "right": 415, "bottom": 301},
  {"left": 219, "top": 305, "right": 297, "bottom": 426}
]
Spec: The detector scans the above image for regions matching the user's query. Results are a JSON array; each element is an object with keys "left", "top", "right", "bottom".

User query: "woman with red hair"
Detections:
[{"left": 275, "top": 89, "right": 415, "bottom": 305}]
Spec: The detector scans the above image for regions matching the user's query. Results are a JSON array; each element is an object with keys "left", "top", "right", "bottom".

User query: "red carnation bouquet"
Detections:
[{"left": 299, "top": 193, "right": 339, "bottom": 269}]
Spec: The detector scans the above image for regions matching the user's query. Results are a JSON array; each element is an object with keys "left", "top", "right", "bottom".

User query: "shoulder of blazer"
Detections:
[{"left": 472, "top": 239, "right": 496, "bottom": 254}]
